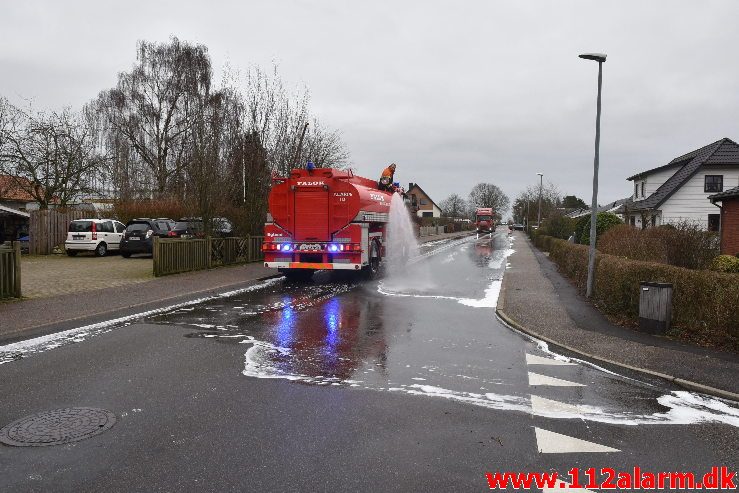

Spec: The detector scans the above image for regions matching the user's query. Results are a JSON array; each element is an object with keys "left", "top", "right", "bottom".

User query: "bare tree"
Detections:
[
  {"left": 303, "top": 118, "right": 350, "bottom": 168},
  {"left": 440, "top": 193, "right": 467, "bottom": 218},
  {"left": 512, "top": 182, "right": 561, "bottom": 225},
  {"left": 468, "top": 183, "right": 510, "bottom": 218},
  {"left": 91, "top": 37, "right": 212, "bottom": 197},
  {"left": 0, "top": 102, "right": 102, "bottom": 208},
  {"left": 235, "top": 64, "right": 349, "bottom": 175}
]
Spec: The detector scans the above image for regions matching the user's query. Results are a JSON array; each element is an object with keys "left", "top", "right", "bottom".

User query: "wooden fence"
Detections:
[
  {"left": 30, "top": 209, "right": 87, "bottom": 255},
  {"left": 153, "top": 236, "right": 264, "bottom": 277},
  {"left": 0, "top": 242, "right": 22, "bottom": 299}
]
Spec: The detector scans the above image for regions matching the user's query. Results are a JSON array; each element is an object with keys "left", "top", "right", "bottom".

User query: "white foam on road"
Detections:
[
  {"left": 458, "top": 281, "right": 502, "bottom": 308},
  {"left": 0, "top": 277, "right": 283, "bottom": 365},
  {"left": 488, "top": 248, "right": 515, "bottom": 269},
  {"left": 378, "top": 279, "right": 504, "bottom": 309},
  {"left": 655, "top": 391, "right": 739, "bottom": 427},
  {"left": 239, "top": 329, "right": 739, "bottom": 427}
]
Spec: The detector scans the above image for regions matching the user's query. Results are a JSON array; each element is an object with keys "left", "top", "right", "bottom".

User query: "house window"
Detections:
[
  {"left": 411, "top": 194, "right": 417, "bottom": 206},
  {"left": 422, "top": 211, "right": 433, "bottom": 218},
  {"left": 634, "top": 182, "right": 638, "bottom": 198},
  {"left": 420, "top": 198, "right": 428, "bottom": 206},
  {"left": 640, "top": 182, "right": 645, "bottom": 198},
  {"left": 704, "top": 175, "right": 723, "bottom": 193},
  {"left": 708, "top": 214, "right": 721, "bottom": 232},
  {"left": 629, "top": 216, "right": 636, "bottom": 227}
]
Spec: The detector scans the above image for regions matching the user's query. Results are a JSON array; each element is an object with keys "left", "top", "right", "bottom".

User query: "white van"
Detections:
[{"left": 65, "top": 219, "right": 126, "bottom": 257}]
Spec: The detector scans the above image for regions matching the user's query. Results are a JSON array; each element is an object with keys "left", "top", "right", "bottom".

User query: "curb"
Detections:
[{"left": 495, "top": 307, "right": 739, "bottom": 403}]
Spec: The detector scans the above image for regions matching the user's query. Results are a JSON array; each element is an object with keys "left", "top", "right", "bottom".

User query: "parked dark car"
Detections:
[
  {"left": 179, "top": 217, "right": 234, "bottom": 238},
  {"left": 171, "top": 221, "right": 195, "bottom": 239},
  {"left": 120, "top": 218, "right": 176, "bottom": 257}
]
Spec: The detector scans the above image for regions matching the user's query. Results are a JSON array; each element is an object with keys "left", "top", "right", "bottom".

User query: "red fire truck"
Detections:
[
  {"left": 475, "top": 207, "right": 495, "bottom": 233},
  {"left": 262, "top": 167, "right": 394, "bottom": 280}
]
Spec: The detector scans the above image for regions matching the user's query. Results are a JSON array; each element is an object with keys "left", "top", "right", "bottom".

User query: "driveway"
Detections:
[{"left": 21, "top": 254, "right": 153, "bottom": 299}]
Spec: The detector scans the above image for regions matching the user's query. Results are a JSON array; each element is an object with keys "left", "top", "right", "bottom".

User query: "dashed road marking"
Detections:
[
  {"left": 526, "top": 353, "right": 577, "bottom": 366},
  {"left": 534, "top": 427, "right": 620, "bottom": 454},
  {"left": 530, "top": 395, "right": 587, "bottom": 416},
  {"left": 528, "top": 372, "right": 586, "bottom": 387}
]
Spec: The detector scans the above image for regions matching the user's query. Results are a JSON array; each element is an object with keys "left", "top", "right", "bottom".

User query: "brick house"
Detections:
[
  {"left": 406, "top": 183, "right": 442, "bottom": 218},
  {"left": 709, "top": 185, "right": 739, "bottom": 255}
]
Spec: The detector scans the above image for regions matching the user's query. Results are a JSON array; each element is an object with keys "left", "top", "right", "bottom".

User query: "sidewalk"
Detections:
[
  {"left": 498, "top": 231, "right": 739, "bottom": 400},
  {"left": 1, "top": 231, "right": 471, "bottom": 345}
]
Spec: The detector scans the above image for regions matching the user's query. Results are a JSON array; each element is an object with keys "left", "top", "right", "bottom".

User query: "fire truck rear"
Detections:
[{"left": 262, "top": 167, "right": 393, "bottom": 279}]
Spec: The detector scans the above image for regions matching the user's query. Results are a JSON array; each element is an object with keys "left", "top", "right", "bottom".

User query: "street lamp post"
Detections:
[
  {"left": 579, "top": 52, "right": 606, "bottom": 298},
  {"left": 536, "top": 173, "right": 543, "bottom": 228}
]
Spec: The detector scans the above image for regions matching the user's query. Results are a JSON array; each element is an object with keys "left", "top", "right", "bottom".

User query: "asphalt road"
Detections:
[{"left": 0, "top": 232, "right": 737, "bottom": 492}]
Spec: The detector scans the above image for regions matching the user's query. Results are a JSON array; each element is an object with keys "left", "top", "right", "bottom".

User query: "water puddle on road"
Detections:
[{"left": 2, "top": 233, "right": 738, "bottom": 429}]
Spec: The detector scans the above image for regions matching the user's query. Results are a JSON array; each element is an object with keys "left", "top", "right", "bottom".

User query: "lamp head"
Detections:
[{"left": 579, "top": 53, "right": 607, "bottom": 63}]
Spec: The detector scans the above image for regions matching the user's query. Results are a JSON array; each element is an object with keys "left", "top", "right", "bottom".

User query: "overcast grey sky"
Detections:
[{"left": 2, "top": 1, "right": 738, "bottom": 213}]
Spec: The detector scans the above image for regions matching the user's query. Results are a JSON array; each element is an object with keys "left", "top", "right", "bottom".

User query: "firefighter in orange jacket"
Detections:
[{"left": 378, "top": 163, "right": 397, "bottom": 191}]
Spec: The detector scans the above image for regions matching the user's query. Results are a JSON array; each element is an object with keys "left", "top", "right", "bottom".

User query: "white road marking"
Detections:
[
  {"left": 528, "top": 372, "right": 586, "bottom": 387},
  {"left": 534, "top": 427, "right": 620, "bottom": 453},
  {"left": 542, "top": 479, "right": 597, "bottom": 492},
  {"left": 526, "top": 353, "right": 577, "bottom": 366},
  {"left": 530, "top": 395, "right": 587, "bottom": 416}
]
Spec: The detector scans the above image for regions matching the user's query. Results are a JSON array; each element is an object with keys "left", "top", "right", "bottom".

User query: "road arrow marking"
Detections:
[
  {"left": 530, "top": 395, "right": 585, "bottom": 416},
  {"left": 534, "top": 427, "right": 620, "bottom": 453},
  {"left": 526, "top": 353, "right": 577, "bottom": 366},
  {"left": 542, "top": 479, "right": 596, "bottom": 492},
  {"left": 528, "top": 372, "right": 586, "bottom": 387}
]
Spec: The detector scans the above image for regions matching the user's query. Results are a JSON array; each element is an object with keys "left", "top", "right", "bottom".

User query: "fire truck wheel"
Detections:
[
  {"left": 362, "top": 240, "right": 381, "bottom": 280},
  {"left": 281, "top": 269, "right": 314, "bottom": 282}
]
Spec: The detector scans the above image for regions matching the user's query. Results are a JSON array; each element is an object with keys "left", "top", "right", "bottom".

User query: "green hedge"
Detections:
[
  {"left": 578, "top": 212, "right": 623, "bottom": 245},
  {"left": 534, "top": 234, "right": 739, "bottom": 348},
  {"left": 710, "top": 255, "right": 739, "bottom": 273}
]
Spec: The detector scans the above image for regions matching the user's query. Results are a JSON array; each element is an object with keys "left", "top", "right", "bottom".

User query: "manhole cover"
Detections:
[{"left": 0, "top": 408, "right": 116, "bottom": 447}]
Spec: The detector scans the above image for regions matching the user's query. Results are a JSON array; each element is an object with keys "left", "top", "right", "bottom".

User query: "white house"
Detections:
[{"left": 620, "top": 138, "right": 739, "bottom": 230}]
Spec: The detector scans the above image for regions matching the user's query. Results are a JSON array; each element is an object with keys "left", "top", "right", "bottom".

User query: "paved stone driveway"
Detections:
[{"left": 21, "top": 254, "right": 154, "bottom": 299}]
